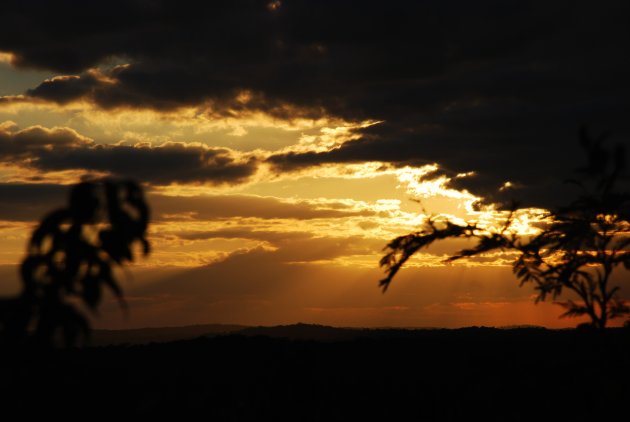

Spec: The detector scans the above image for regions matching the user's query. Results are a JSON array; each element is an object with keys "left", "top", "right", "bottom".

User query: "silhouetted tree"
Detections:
[
  {"left": 0, "top": 179, "right": 150, "bottom": 347},
  {"left": 380, "top": 129, "right": 630, "bottom": 329}
]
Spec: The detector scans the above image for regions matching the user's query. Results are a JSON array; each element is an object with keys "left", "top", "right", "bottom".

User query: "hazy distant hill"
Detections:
[
  {"left": 235, "top": 323, "right": 368, "bottom": 341},
  {"left": 91, "top": 323, "right": 246, "bottom": 346},
  {"left": 90, "top": 323, "right": 553, "bottom": 346},
  {"left": 91, "top": 323, "right": 370, "bottom": 345}
]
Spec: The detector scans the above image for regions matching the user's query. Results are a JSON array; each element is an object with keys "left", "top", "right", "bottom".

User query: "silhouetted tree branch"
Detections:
[
  {"left": 1, "top": 179, "right": 150, "bottom": 347},
  {"left": 380, "top": 128, "right": 630, "bottom": 329}
]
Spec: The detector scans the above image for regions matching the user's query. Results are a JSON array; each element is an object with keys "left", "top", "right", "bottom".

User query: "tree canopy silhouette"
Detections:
[
  {"left": 380, "top": 129, "right": 630, "bottom": 329},
  {"left": 0, "top": 179, "right": 150, "bottom": 347}
]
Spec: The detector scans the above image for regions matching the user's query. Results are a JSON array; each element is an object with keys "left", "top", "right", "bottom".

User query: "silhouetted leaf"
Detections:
[
  {"left": 82, "top": 276, "right": 101, "bottom": 310},
  {"left": 69, "top": 182, "right": 100, "bottom": 223},
  {"left": 2, "top": 178, "right": 151, "bottom": 347}
]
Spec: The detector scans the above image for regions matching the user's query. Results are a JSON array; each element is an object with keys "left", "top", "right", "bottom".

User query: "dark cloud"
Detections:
[
  {"left": 0, "top": 123, "right": 93, "bottom": 156},
  {"left": 1, "top": 0, "right": 629, "bottom": 206},
  {"left": 0, "top": 124, "right": 258, "bottom": 186},
  {"left": 166, "top": 227, "right": 385, "bottom": 259},
  {"left": 25, "top": 74, "right": 101, "bottom": 104},
  {"left": 172, "top": 228, "right": 313, "bottom": 243},
  {"left": 0, "top": 183, "right": 68, "bottom": 221},
  {"left": 0, "top": 185, "right": 373, "bottom": 222},
  {"left": 268, "top": 120, "right": 630, "bottom": 207},
  {"left": 34, "top": 143, "right": 258, "bottom": 185},
  {"left": 151, "top": 194, "right": 375, "bottom": 221}
]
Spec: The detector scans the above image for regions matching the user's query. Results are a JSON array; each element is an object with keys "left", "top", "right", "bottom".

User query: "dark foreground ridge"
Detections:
[{"left": 2, "top": 326, "right": 629, "bottom": 420}]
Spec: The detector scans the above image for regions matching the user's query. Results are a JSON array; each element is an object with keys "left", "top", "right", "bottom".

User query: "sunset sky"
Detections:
[{"left": 0, "top": 0, "right": 628, "bottom": 329}]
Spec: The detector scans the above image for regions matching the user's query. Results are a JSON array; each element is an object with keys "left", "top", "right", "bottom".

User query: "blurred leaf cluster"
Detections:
[{"left": 1, "top": 179, "right": 150, "bottom": 347}]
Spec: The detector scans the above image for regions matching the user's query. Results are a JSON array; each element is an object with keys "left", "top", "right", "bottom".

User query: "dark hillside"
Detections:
[
  {"left": 2, "top": 327, "right": 629, "bottom": 420},
  {"left": 92, "top": 324, "right": 247, "bottom": 346}
]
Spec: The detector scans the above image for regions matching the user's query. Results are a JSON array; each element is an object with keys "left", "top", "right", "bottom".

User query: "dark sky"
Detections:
[{"left": 1, "top": 0, "right": 628, "bottom": 207}]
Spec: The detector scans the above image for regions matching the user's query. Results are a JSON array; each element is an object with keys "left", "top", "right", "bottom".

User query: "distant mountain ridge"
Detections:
[
  {"left": 235, "top": 323, "right": 365, "bottom": 341},
  {"left": 92, "top": 323, "right": 363, "bottom": 345},
  {"left": 91, "top": 322, "right": 553, "bottom": 346},
  {"left": 92, "top": 324, "right": 246, "bottom": 346}
]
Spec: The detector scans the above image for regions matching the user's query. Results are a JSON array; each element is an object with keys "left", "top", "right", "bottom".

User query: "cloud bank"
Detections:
[
  {"left": 1, "top": 0, "right": 628, "bottom": 206},
  {"left": 0, "top": 122, "right": 257, "bottom": 185}
]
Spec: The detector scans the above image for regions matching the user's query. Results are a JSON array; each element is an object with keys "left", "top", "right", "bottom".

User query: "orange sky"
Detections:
[
  {"left": 0, "top": 1, "right": 628, "bottom": 329},
  {"left": 0, "top": 91, "right": 615, "bottom": 328}
]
